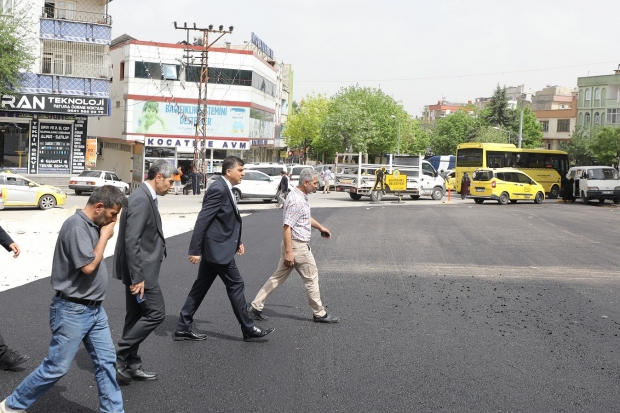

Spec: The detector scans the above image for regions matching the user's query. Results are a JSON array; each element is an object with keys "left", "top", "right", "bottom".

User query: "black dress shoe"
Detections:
[
  {"left": 174, "top": 330, "right": 208, "bottom": 341},
  {"left": 243, "top": 326, "right": 275, "bottom": 342},
  {"left": 313, "top": 313, "right": 340, "bottom": 323},
  {"left": 0, "top": 351, "right": 29, "bottom": 370},
  {"left": 247, "top": 304, "right": 269, "bottom": 321},
  {"left": 116, "top": 366, "right": 132, "bottom": 385},
  {"left": 128, "top": 368, "right": 158, "bottom": 381}
]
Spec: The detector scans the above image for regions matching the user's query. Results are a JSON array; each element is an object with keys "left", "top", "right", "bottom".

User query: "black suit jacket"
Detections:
[
  {"left": 188, "top": 176, "right": 241, "bottom": 265},
  {"left": 0, "top": 225, "right": 15, "bottom": 252},
  {"left": 113, "top": 183, "right": 166, "bottom": 288}
]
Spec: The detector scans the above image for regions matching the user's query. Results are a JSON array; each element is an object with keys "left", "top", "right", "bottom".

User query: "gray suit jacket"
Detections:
[
  {"left": 113, "top": 182, "right": 166, "bottom": 288},
  {"left": 188, "top": 176, "right": 241, "bottom": 265}
]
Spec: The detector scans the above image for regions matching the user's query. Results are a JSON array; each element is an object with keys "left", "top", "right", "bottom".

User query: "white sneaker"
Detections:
[{"left": 0, "top": 400, "right": 26, "bottom": 413}]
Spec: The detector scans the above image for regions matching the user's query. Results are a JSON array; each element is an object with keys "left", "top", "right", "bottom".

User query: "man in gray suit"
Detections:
[
  {"left": 174, "top": 156, "right": 274, "bottom": 342},
  {"left": 114, "top": 160, "right": 177, "bottom": 384}
]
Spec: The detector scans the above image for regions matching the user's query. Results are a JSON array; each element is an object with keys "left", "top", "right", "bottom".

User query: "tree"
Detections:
[
  {"left": 429, "top": 110, "right": 476, "bottom": 155},
  {"left": 511, "top": 107, "right": 543, "bottom": 149},
  {"left": 399, "top": 117, "right": 430, "bottom": 156},
  {"left": 590, "top": 126, "right": 620, "bottom": 166},
  {"left": 282, "top": 94, "right": 329, "bottom": 164},
  {"left": 321, "top": 85, "right": 405, "bottom": 156},
  {"left": 482, "top": 85, "right": 513, "bottom": 128},
  {"left": 0, "top": 1, "right": 36, "bottom": 96},
  {"left": 472, "top": 126, "right": 510, "bottom": 144},
  {"left": 559, "top": 126, "right": 595, "bottom": 166}
]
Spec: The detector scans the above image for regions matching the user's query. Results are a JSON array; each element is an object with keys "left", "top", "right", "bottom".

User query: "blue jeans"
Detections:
[{"left": 5, "top": 296, "right": 124, "bottom": 413}]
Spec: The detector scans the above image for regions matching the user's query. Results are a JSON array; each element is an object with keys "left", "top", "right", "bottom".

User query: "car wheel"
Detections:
[
  {"left": 232, "top": 189, "right": 241, "bottom": 203},
  {"left": 498, "top": 192, "right": 509, "bottom": 205},
  {"left": 431, "top": 186, "right": 444, "bottom": 200},
  {"left": 349, "top": 193, "right": 362, "bottom": 201},
  {"left": 473, "top": 198, "right": 484, "bottom": 204},
  {"left": 581, "top": 191, "right": 589, "bottom": 204},
  {"left": 74, "top": 190, "right": 83, "bottom": 195},
  {"left": 38, "top": 194, "right": 57, "bottom": 210},
  {"left": 510, "top": 200, "right": 517, "bottom": 204},
  {"left": 534, "top": 192, "right": 544, "bottom": 204},
  {"left": 409, "top": 195, "right": 420, "bottom": 200},
  {"left": 548, "top": 185, "right": 559, "bottom": 199},
  {"left": 614, "top": 198, "right": 620, "bottom": 204}
]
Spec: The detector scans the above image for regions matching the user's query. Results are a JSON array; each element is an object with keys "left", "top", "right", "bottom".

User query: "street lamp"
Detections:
[{"left": 390, "top": 115, "right": 401, "bottom": 155}]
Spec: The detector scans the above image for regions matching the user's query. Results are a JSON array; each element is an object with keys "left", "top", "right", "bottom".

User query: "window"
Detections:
[
  {"left": 120, "top": 61, "right": 125, "bottom": 81},
  {"left": 540, "top": 120, "right": 549, "bottom": 132},
  {"left": 585, "top": 89, "right": 591, "bottom": 101},
  {"left": 456, "top": 148, "right": 483, "bottom": 168},
  {"left": 42, "top": 52, "right": 73, "bottom": 75},
  {"left": 161, "top": 64, "right": 177, "bottom": 80},
  {"left": 595, "top": 112, "right": 600, "bottom": 125},
  {"left": 595, "top": 88, "right": 601, "bottom": 100},
  {"left": 56, "top": 1, "right": 76, "bottom": 20},
  {"left": 585, "top": 113, "right": 591, "bottom": 124},
  {"left": 557, "top": 119, "right": 570, "bottom": 132},
  {"left": 607, "top": 108, "right": 620, "bottom": 124}
]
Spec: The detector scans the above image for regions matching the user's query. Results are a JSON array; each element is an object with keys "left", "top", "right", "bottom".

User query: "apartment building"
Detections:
[
  {"left": 531, "top": 86, "right": 577, "bottom": 150},
  {"left": 577, "top": 66, "right": 620, "bottom": 132}
]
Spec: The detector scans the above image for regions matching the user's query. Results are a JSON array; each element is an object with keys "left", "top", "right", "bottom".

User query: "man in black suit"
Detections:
[
  {"left": 114, "top": 160, "right": 177, "bottom": 384},
  {"left": 174, "top": 156, "right": 274, "bottom": 342},
  {"left": 0, "top": 226, "right": 29, "bottom": 371}
]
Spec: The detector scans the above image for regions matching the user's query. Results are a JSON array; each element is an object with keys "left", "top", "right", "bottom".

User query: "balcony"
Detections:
[
  {"left": 40, "top": 6, "right": 112, "bottom": 45},
  {"left": 18, "top": 73, "right": 110, "bottom": 98}
]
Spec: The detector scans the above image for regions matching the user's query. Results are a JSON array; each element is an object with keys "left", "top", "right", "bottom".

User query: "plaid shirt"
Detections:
[{"left": 283, "top": 186, "right": 311, "bottom": 242}]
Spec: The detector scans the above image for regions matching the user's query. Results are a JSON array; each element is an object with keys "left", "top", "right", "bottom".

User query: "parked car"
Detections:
[
  {"left": 243, "top": 162, "right": 288, "bottom": 177},
  {"left": 206, "top": 170, "right": 281, "bottom": 203},
  {"left": 69, "top": 170, "right": 130, "bottom": 195},
  {"left": 0, "top": 173, "right": 67, "bottom": 210},
  {"left": 470, "top": 168, "right": 545, "bottom": 205}
]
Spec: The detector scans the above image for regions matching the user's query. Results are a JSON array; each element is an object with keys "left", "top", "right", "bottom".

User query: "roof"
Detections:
[{"left": 111, "top": 34, "right": 137, "bottom": 48}]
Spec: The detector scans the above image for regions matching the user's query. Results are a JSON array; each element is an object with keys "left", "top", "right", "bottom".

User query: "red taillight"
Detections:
[
  {"left": 491, "top": 180, "right": 496, "bottom": 188},
  {"left": 69, "top": 180, "right": 77, "bottom": 184}
]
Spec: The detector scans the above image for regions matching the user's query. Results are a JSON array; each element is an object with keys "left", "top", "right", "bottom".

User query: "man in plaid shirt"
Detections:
[{"left": 249, "top": 168, "right": 339, "bottom": 323}]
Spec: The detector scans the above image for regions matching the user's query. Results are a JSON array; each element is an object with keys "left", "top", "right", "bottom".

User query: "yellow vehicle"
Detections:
[
  {"left": 455, "top": 142, "right": 568, "bottom": 199},
  {"left": 470, "top": 168, "right": 545, "bottom": 205},
  {"left": 444, "top": 170, "right": 456, "bottom": 191},
  {"left": 0, "top": 173, "right": 67, "bottom": 210}
]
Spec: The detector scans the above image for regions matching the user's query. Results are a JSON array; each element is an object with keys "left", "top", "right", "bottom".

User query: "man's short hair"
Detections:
[
  {"left": 222, "top": 156, "right": 244, "bottom": 174},
  {"left": 147, "top": 159, "right": 178, "bottom": 180},
  {"left": 87, "top": 185, "right": 128, "bottom": 209},
  {"left": 299, "top": 168, "right": 317, "bottom": 184},
  {"left": 280, "top": 170, "right": 287, "bottom": 175}
]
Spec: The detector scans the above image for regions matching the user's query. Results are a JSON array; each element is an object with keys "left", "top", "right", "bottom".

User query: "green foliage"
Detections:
[
  {"left": 429, "top": 110, "right": 476, "bottom": 155},
  {"left": 482, "top": 85, "right": 513, "bottom": 128},
  {"left": 590, "top": 126, "right": 620, "bottom": 166},
  {"left": 0, "top": 2, "right": 36, "bottom": 96},
  {"left": 559, "top": 126, "right": 595, "bottom": 166},
  {"left": 282, "top": 94, "right": 329, "bottom": 163},
  {"left": 511, "top": 107, "right": 543, "bottom": 149},
  {"left": 399, "top": 118, "right": 430, "bottom": 156},
  {"left": 472, "top": 126, "right": 510, "bottom": 144},
  {"left": 321, "top": 85, "right": 407, "bottom": 156}
]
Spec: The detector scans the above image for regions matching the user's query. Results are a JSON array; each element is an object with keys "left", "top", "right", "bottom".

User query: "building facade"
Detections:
[
  {"left": 577, "top": 68, "right": 620, "bottom": 132},
  {"left": 88, "top": 34, "right": 290, "bottom": 185},
  {"left": 0, "top": 0, "right": 111, "bottom": 175},
  {"left": 531, "top": 86, "right": 577, "bottom": 150}
]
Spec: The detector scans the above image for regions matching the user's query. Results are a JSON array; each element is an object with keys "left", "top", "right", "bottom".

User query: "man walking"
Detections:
[
  {"left": 1, "top": 186, "right": 127, "bottom": 413},
  {"left": 322, "top": 166, "right": 333, "bottom": 193},
  {"left": 174, "top": 156, "right": 274, "bottom": 342},
  {"left": 249, "top": 168, "right": 339, "bottom": 324},
  {"left": 276, "top": 169, "right": 289, "bottom": 208},
  {"left": 114, "top": 160, "right": 177, "bottom": 384},
  {"left": 0, "top": 226, "right": 28, "bottom": 372}
]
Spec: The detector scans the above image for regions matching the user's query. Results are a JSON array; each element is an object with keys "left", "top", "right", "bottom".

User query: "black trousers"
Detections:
[
  {"left": 177, "top": 258, "right": 254, "bottom": 334},
  {"left": 117, "top": 283, "right": 165, "bottom": 370},
  {"left": 191, "top": 175, "right": 201, "bottom": 195},
  {"left": 0, "top": 332, "right": 8, "bottom": 361}
]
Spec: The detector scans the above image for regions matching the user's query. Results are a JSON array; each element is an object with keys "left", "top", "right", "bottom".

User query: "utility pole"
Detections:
[{"left": 174, "top": 22, "right": 233, "bottom": 172}]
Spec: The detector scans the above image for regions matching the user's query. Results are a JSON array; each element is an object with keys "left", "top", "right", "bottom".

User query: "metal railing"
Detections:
[{"left": 41, "top": 6, "right": 112, "bottom": 25}]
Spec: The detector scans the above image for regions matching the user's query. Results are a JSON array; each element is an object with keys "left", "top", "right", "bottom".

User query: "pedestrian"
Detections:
[
  {"left": 174, "top": 156, "right": 274, "bottom": 342},
  {"left": 248, "top": 167, "right": 339, "bottom": 324},
  {"left": 113, "top": 160, "right": 177, "bottom": 384},
  {"left": 561, "top": 174, "right": 574, "bottom": 203},
  {"left": 322, "top": 166, "right": 333, "bottom": 193},
  {"left": 276, "top": 169, "right": 289, "bottom": 208},
  {"left": 0, "top": 226, "right": 29, "bottom": 372},
  {"left": 461, "top": 172, "right": 470, "bottom": 199},
  {"left": 190, "top": 166, "right": 201, "bottom": 195},
  {"left": 1, "top": 186, "right": 127, "bottom": 413},
  {"left": 173, "top": 166, "right": 183, "bottom": 195}
]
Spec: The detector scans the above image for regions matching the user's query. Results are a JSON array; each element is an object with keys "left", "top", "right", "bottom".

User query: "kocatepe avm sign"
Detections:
[{"left": 1, "top": 94, "right": 109, "bottom": 116}]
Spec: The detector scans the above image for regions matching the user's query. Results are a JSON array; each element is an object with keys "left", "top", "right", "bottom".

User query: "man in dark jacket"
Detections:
[
  {"left": 0, "top": 226, "right": 28, "bottom": 371},
  {"left": 276, "top": 169, "right": 289, "bottom": 208}
]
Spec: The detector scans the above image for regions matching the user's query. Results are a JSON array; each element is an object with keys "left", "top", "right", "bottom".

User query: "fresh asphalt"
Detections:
[{"left": 2, "top": 199, "right": 620, "bottom": 412}]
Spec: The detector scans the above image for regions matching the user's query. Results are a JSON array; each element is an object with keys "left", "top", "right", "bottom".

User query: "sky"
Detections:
[{"left": 109, "top": 0, "right": 620, "bottom": 117}]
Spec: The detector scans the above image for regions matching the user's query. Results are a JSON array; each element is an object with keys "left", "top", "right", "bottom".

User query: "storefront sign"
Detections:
[
  {"left": 29, "top": 119, "right": 39, "bottom": 174},
  {"left": 133, "top": 101, "right": 249, "bottom": 138},
  {"left": 86, "top": 138, "right": 97, "bottom": 168},
  {"left": 38, "top": 123, "right": 71, "bottom": 171},
  {"left": 71, "top": 117, "right": 87, "bottom": 173},
  {"left": 0, "top": 94, "right": 109, "bottom": 116},
  {"left": 251, "top": 32, "right": 274, "bottom": 60},
  {"left": 145, "top": 137, "right": 249, "bottom": 151}
]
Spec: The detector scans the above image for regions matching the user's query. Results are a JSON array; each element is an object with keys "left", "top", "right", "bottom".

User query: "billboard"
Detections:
[{"left": 133, "top": 101, "right": 249, "bottom": 138}]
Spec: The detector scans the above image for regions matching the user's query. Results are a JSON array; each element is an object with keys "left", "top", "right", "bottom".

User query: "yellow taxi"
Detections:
[
  {"left": 470, "top": 168, "right": 545, "bottom": 205},
  {"left": 444, "top": 170, "right": 456, "bottom": 192},
  {"left": 0, "top": 173, "right": 67, "bottom": 210}
]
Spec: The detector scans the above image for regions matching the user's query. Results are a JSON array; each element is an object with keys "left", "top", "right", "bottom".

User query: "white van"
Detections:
[
  {"left": 243, "top": 162, "right": 287, "bottom": 177},
  {"left": 567, "top": 166, "right": 620, "bottom": 204}
]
